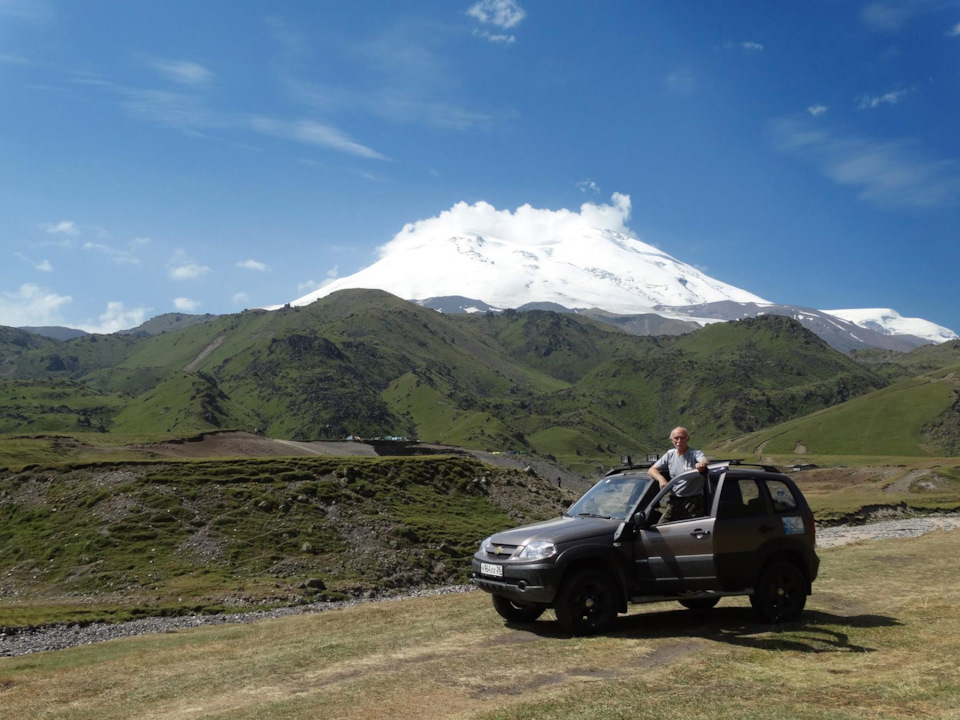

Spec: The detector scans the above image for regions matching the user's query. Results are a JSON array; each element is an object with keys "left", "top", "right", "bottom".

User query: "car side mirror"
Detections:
[{"left": 613, "top": 521, "right": 635, "bottom": 543}]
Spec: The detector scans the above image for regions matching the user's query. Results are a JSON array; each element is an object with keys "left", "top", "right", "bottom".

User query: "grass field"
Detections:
[{"left": 2, "top": 528, "right": 958, "bottom": 720}]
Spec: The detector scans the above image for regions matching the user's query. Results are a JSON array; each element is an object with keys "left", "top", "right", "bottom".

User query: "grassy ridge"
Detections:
[
  {"left": 0, "top": 379, "right": 125, "bottom": 434},
  {"left": 716, "top": 364, "right": 960, "bottom": 458},
  {"left": 4, "top": 293, "right": 959, "bottom": 473},
  {"left": 3, "top": 291, "right": 903, "bottom": 471},
  {"left": 0, "top": 455, "right": 572, "bottom": 628}
]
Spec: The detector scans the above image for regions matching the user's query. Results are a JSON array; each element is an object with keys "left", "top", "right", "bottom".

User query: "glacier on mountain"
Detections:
[{"left": 290, "top": 194, "right": 767, "bottom": 314}]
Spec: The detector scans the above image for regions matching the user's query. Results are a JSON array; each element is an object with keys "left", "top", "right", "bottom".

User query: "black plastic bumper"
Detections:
[{"left": 470, "top": 557, "right": 560, "bottom": 605}]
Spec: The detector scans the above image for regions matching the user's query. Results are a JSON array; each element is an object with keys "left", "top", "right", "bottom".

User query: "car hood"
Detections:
[{"left": 490, "top": 515, "right": 617, "bottom": 547}]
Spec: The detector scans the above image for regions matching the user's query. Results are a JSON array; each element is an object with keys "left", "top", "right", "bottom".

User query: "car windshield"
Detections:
[{"left": 566, "top": 473, "right": 653, "bottom": 520}]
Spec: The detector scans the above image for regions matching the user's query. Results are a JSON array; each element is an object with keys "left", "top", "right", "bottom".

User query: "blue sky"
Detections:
[{"left": 2, "top": 0, "right": 958, "bottom": 334}]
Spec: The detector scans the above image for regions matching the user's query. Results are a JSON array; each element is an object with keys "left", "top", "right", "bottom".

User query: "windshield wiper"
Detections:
[{"left": 576, "top": 512, "right": 611, "bottom": 519}]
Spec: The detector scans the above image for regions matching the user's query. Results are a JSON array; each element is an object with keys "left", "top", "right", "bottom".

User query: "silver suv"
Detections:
[{"left": 472, "top": 461, "right": 819, "bottom": 634}]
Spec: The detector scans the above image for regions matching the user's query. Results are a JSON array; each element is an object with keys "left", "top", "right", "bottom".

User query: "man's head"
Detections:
[{"left": 669, "top": 426, "right": 691, "bottom": 453}]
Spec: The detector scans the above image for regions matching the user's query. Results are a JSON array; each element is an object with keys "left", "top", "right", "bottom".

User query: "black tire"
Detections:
[
  {"left": 678, "top": 597, "right": 721, "bottom": 611},
  {"left": 492, "top": 595, "right": 545, "bottom": 623},
  {"left": 750, "top": 561, "right": 807, "bottom": 622},
  {"left": 554, "top": 568, "right": 619, "bottom": 635}
]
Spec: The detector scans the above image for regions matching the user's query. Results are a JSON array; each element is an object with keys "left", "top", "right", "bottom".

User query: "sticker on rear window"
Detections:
[{"left": 782, "top": 516, "right": 805, "bottom": 535}]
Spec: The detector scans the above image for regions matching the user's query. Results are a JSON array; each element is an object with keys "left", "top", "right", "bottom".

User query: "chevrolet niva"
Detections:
[{"left": 472, "top": 460, "right": 819, "bottom": 634}]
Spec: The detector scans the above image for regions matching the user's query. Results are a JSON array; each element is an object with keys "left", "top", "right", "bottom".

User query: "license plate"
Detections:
[{"left": 480, "top": 562, "right": 503, "bottom": 578}]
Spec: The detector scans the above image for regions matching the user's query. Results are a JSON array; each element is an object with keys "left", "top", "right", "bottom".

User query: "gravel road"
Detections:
[{"left": 2, "top": 515, "right": 957, "bottom": 658}]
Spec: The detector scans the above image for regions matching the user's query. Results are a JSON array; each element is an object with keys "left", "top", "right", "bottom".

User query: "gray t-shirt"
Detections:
[{"left": 653, "top": 448, "right": 706, "bottom": 497}]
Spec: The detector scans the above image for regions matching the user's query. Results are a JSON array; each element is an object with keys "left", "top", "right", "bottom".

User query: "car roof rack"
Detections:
[
  {"left": 708, "top": 459, "right": 781, "bottom": 473},
  {"left": 602, "top": 454, "right": 656, "bottom": 476}
]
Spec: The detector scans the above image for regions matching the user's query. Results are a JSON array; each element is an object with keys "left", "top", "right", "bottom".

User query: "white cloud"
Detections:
[
  {"left": 237, "top": 259, "right": 269, "bottom": 271},
  {"left": 860, "top": 1, "right": 937, "bottom": 32},
  {"left": 768, "top": 117, "right": 960, "bottom": 209},
  {"left": 280, "top": 22, "right": 493, "bottom": 131},
  {"left": 857, "top": 87, "right": 913, "bottom": 109},
  {"left": 297, "top": 267, "right": 339, "bottom": 294},
  {"left": 14, "top": 252, "right": 53, "bottom": 271},
  {"left": 83, "top": 241, "right": 141, "bottom": 265},
  {"left": 248, "top": 117, "right": 389, "bottom": 160},
  {"left": 170, "top": 263, "right": 211, "bottom": 280},
  {"left": 950, "top": 22, "right": 960, "bottom": 37},
  {"left": 473, "top": 30, "right": 516, "bottom": 43},
  {"left": 807, "top": 105, "right": 829, "bottom": 116},
  {"left": 0, "top": 283, "right": 72, "bottom": 326},
  {"left": 724, "top": 40, "right": 764, "bottom": 52},
  {"left": 232, "top": 292, "right": 250, "bottom": 305},
  {"left": 467, "top": 0, "right": 526, "bottom": 29},
  {"left": 382, "top": 193, "right": 634, "bottom": 258},
  {"left": 297, "top": 280, "right": 322, "bottom": 294},
  {"left": 468, "top": 0, "right": 525, "bottom": 43},
  {"left": 173, "top": 297, "right": 200, "bottom": 312},
  {"left": 168, "top": 250, "right": 212, "bottom": 280},
  {"left": 576, "top": 179, "right": 600, "bottom": 194},
  {"left": 76, "top": 301, "right": 149, "bottom": 334},
  {"left": 120, "top": 88, "right": 215, "bottom": 133},
  {"left": 149, "top": 59, "right": 214, "bottom": 86},
  {"left": 41, "top": 220, "right": 79, "bottom": 236}
]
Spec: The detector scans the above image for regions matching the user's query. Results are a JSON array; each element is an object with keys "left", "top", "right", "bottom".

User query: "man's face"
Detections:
[{"left": 670, "top": 431, "right": 689, "bottom": 453}]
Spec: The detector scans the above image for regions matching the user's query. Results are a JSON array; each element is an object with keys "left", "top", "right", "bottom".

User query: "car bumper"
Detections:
[{"left": 470, "top": 557, "right": 560, "bottom": 605}]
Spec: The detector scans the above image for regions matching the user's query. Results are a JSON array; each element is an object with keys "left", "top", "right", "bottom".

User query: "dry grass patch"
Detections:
[{"left": 2, "top": 529, "right": 959, "bottom": 719}]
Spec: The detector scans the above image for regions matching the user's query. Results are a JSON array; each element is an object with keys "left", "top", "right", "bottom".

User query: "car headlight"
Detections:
[
  {"left": 480, "top": 536, "right": 493, "bottom": 553},
  {"left": 518, "top": 540, "right": 556, "bottom": 560}
]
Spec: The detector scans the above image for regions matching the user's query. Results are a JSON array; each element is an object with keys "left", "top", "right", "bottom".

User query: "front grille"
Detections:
[{"left": 484, "top": 544, "right": 519, "bottom": 560}]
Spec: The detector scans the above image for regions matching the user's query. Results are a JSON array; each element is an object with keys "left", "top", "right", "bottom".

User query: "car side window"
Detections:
[
  {"left": 716, "top": 477, "right": 766, "bottom": 519},
  {"left": 765, "top": 480, "right": 799, "bottom": 513}
]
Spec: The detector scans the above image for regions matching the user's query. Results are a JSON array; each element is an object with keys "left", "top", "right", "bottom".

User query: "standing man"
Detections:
[{"left": 647, "top": 427, "right": 709, "bottom": 522}]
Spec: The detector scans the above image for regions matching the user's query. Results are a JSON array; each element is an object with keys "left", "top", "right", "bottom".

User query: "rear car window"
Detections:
[{"left": 717, "top": 477, "right": 766, "bottom": 519}]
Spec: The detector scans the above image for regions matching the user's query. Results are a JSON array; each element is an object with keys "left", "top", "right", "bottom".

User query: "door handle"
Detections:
[{"left": 690, "top": 529, "right": 711, "bottom": 538}]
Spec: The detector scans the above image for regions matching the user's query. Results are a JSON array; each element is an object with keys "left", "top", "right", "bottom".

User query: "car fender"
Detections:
[{"left": 553, "top": 541, "right": 632, "bottom": 611}]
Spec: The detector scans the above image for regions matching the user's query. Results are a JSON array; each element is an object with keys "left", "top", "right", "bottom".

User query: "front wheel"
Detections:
[
  {"left": 750, "top": 561, "right": 807, "bottom": 622},
  {"left": 492, "top": 595, "right": 545, "bottom": 623},
  {"left": 554, "top": 568, "right": 619, "bottom": 635}
]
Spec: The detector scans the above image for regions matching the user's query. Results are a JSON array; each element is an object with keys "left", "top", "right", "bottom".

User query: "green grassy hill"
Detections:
[
  {"left": 850, "top": 339, "right": 960, "bottom": 381},
  {"left": 717, "top": 361, "right": 960, "bottom": 458},
  {"left": 3, "top": 289, "right": 951, "bottom": 471}
]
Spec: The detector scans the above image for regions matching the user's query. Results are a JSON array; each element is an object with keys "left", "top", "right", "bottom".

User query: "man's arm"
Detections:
[
  {"left": 648, "top": 464, "right": 668, "bottom": 489},
  {"left": 693, "top": 449, "right": 708, "bottom": 473}
]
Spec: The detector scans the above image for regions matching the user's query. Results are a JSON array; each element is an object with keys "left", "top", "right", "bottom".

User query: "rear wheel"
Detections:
[
  {"left": 492, "top": 595, "right": 545, "bottom": 623},
  {"left": 678, "top": 597, "right": 721, "bottom": 611},
  {"left": 554, "top": 568, "right": 619, "bottom": 635},
  {"left": 750, "top": 561, "right": 807, "bottom": 622}
]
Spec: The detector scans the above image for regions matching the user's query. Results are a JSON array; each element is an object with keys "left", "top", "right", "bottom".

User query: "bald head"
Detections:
[{"left": 669, "top": 427, "right": 690, "bottom": 453}]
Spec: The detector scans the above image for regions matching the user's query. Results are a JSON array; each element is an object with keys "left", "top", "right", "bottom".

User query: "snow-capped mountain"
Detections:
[
  {"left": 287, "top": 196, "right": 957, "bottom": 349},
  {"left": 657, "top": 301, "right": 955, "bottom": 352},
  {"left": 821, "top": 308, "right": 957, "bottom": 345},
  {"left": 291, "top": 197, "right": 767, "bottom": 314}
]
